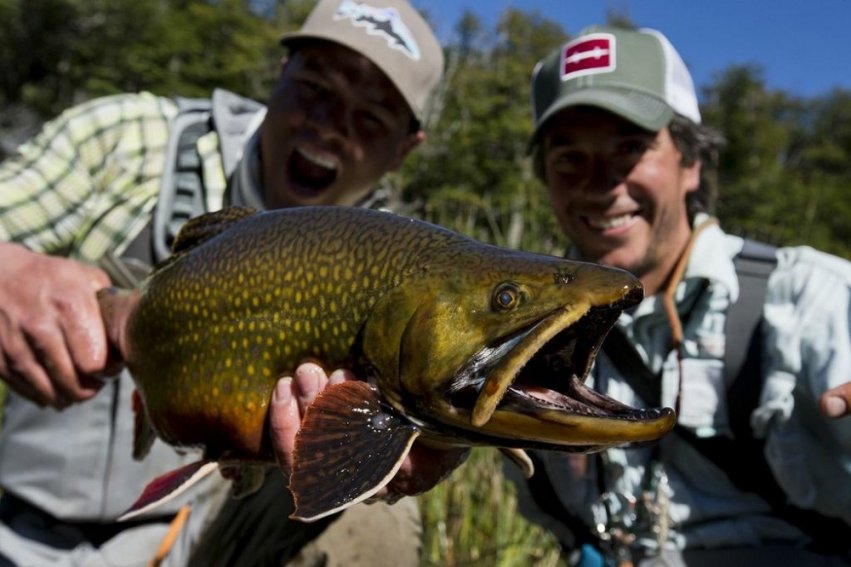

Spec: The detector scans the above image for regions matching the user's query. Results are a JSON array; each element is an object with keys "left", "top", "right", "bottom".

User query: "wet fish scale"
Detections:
[{"left": 127, "top": 207, "right": 459, "bottom": 458}]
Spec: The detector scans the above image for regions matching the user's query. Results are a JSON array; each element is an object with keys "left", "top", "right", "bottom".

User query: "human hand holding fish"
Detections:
[
  {"left": 820, "top": 382, "right": 851, "bottom": 419},
  {"left": 96, "top": 206, "right": 677, "bottom": 522},
  {"left": 269, "top": 363, "right": 351, "bottom": 473},
  {"left": 0, "top": 241, "right": 117, "bottom": 408},
  {"left": 268, "top": 363, "right": 470, "bottom": 502}
]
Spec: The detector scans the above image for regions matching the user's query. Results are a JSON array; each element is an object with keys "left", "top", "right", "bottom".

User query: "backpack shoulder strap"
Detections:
[
  {"left": 151, "top": 97, "right": 214, "bottom": 263},
  {"left": 102, "top": 92, "right": 264, "bottom": 282},
  {"left": 724, "top": 239, "right": 777, "bottom": 430},
  {"left": 724, "top": 240, "right": 777, "bottom": 398},
  {"left": 210, "top": 88, "right": 265, "bottom": 178},
  {"left": 681, "top": 239, "right": 780, "bottom": 496},
  {"left": 99, "top": 97, "right": 212, "bottom": 283}
]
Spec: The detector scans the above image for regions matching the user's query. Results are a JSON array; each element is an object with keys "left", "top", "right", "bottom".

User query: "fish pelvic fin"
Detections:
[
  {"left": 132, "top": 389, "right": 157, "bottom": 460},
  {"left": 220, "top": 464, "right": 269, "bottom": 499},
  {"left": 120, "top": 460, "right": 219, "bottom": 521},
  {"left": 500, "top": 448, "right": 535, "bottom": 478},
  {"left": 289, "top": 381, "right": 420, "bottom": 522}
]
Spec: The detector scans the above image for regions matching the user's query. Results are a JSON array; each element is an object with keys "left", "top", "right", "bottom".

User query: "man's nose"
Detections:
[
  {"left": 586, "top": 155, "right": 623, "bottom": 192},
  {"left": 309, "top": 98, "right": 350, "bottom": 139}
]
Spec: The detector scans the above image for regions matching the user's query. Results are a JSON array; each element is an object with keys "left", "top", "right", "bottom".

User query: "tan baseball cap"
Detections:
[
  {"left": 280, "top": 0, "right": 444, "bottom": 123},
  {"left": 529, "top": 26, "right": 701, "bottom": 152}
]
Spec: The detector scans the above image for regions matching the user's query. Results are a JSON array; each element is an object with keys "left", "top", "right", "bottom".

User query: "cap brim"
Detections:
[
  {"left": 527, "top": 88, "right": 673, "bottom": 154},
  {"left": 279, "top": 30, "right": 370, "bottom": 61},
  {"left": 280, "top": 30, "right": 334, "bottom": 48}
]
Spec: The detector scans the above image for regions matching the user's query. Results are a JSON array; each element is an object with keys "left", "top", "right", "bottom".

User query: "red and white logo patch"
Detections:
[{"left": 561, "top": 33, "right": 616, "bottom": 81}]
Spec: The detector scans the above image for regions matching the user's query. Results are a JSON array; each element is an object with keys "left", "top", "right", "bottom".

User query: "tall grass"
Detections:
[{"left": 418, "top": 448, "right": 566, "bottom": 567}]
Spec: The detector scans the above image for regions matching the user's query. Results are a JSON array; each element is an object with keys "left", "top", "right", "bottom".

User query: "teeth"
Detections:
[
  {"left": 587, "top": 214, "right": 632, "bottom": 230},
  {"left": 297, "top": 147, "right": 337, "bottom": 171}
]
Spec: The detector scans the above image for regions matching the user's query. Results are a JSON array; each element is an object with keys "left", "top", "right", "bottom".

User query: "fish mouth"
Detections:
[{"left": 437, "top": 291, "right": 676, "bottom": 451}]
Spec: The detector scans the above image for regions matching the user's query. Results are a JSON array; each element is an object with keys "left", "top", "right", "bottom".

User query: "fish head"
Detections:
[{"left": 364, "top": 243, "right": 675, "bottom": 452}]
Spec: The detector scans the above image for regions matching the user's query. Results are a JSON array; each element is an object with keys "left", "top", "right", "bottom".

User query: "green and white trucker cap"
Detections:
[
  {"left": 529, "top": 26, "right": 701, "bottom": 151},
  {"left": 280, "top": 0, "right": 444, "bottom": 123}
]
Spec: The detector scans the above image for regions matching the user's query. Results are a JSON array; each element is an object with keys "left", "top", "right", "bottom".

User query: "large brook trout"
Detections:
[{"left": 101, "top": 206, "right": 675, "bottom": 522}]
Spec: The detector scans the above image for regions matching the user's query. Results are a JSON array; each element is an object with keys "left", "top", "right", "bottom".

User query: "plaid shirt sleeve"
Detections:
[{"left": 0, "top": 92, "right": 178, "bottom": 262}]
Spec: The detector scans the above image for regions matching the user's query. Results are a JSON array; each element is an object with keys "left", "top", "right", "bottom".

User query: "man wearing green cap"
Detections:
[
  {"left": 0, "top": 1, "right": 460, "bottom": 565},
  {"left": 509, "top": 26, "right": 851, "bottom": 566}
]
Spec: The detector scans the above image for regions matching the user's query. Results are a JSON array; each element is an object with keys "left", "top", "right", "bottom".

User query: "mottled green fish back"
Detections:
[{"left": 127, "top": 207, "right": 465, "bottom": 458}]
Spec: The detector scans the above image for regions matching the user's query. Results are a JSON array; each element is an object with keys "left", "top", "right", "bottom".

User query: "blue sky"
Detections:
[{"left": 412, "top": 0, "right": 851, "bottom": 99}]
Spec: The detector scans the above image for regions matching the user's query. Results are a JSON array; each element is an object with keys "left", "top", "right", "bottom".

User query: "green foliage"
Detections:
[
  {"left": 1, "top": 3, "right": 850, "bottom": 565},
  {"left": 419, "top": 448, "right": 567, "bottom": 567},
  {"left": 0, "top": 0, "right": 286, "bottom": 115},
  {"left": 703, "top": 66, "right": 851, "bottom": 258},
  {"left": 396, "top": 9, "right": 568, "bottom": 254}
]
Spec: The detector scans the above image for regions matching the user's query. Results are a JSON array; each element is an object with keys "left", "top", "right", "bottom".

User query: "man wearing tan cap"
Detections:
[
  {"left": 508, "top": 26, "right": 851, "bottom": 566},
  {"left": 0, "top": 1, "right": 457, "bottom": 565}
]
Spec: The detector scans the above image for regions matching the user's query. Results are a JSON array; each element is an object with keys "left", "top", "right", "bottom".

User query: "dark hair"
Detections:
[
  {"left": 532, "top": 112, "right": 725, "bottom": 224},
  {"left": 667, "top": 113, "right": 725, "bottom": 223}
]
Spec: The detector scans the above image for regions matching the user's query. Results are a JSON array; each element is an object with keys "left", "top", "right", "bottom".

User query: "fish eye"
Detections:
[{"left": 492, "top": 283, "right": 522, "bottom": 311}]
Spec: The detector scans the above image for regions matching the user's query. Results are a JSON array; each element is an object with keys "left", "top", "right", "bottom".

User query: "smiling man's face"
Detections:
[
  {"left": 540, "top": 107, "right": 700, "bottom": 294},
  {"left": 260, "top": 41, "right": 423, "bottom": 209}
]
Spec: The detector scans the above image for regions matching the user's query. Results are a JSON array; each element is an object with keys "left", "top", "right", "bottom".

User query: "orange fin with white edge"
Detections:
[
  {"left": 120, "top": 460, "right": 219, "bottom": 521},
  {"left": 289, "top": 381, "right": 420, "bottom": 522}
]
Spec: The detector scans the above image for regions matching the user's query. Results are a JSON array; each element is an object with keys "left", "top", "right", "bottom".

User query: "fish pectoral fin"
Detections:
[
  {"left": 119, "top": 460, "right": 219, "bottom": 521},
  {"left": 500, "top": 448, "right": 535, "bottom": 478},
  {"left": 220, "top": 464, "right": 268, "bottom": 499},
  {"left": 289, "top": 381, "right": 420, "bottom": 523},
  {"left": 132, "top": 389, "right": 156, "bottom": 460}
]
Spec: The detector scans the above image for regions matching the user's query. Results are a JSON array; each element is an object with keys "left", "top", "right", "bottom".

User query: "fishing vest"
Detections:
[{"left": 526, "top": 241, "right": 851, "bottom": 556}]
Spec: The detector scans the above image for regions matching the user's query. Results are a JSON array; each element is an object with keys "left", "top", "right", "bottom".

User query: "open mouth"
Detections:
[
  {"left": 503, "top": 306, "right": 654, "bottom": 417},
  {"left": 441, "top": 289, "right": 675, "bottom": 449},
  {"left": 288, "top": 147, "right": 338, "bottom": 194}
]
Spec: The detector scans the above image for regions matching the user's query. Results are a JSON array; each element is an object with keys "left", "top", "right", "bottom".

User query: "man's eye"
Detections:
[
  {"left": 559, "top": 151, "right": 585, "bottom": 164},
  {"left": 359, "top": 111, "right": 382, "bottom": 126},
  {"left": 549, "top": 150, "right": 586, "bottom": 172},
  {"left": 618, "top": 140, "right": 649, "bottom": 156},
  {"left": 356, "top": 109, "right": 391, "bottom": 132},
  {"left": 298, "top": 78, "right": 325, "bottom": 96}
]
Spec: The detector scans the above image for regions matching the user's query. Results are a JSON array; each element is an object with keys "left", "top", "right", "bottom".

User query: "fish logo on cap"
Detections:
[
  {"left": 561, "top": 33, "right": 616, "bottom": 81},
  {"left": 334, "top": 0, "right": 421, "bottom": 61}
]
